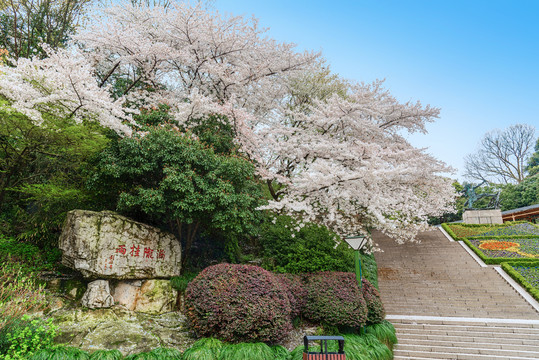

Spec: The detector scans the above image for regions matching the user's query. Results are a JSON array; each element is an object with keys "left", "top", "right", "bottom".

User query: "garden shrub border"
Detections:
[{"left": 501, "top": 260, "right": 539, "bottom": 302}]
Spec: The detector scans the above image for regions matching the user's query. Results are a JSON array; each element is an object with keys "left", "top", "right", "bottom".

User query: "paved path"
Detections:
[{"left": 373, "top": 227, "right": 539, "bottom": 359}]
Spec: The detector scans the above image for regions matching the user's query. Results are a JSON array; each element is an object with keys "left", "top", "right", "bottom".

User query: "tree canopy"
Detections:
[
  {"left": 0, "top": 0, "right": 456, "bottom": 243},
  {"left": 464, "top": 124, "right": 536, "bottom": 184}
]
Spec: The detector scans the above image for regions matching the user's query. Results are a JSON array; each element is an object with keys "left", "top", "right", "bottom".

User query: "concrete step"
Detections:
[{"left": 390, "top": 318, "right": 539, "bottom": 360}]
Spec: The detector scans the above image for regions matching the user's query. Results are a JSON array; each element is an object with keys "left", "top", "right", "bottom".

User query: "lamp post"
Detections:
[{"left": 344, "top": 235, "right": 369, "bottom": 290}]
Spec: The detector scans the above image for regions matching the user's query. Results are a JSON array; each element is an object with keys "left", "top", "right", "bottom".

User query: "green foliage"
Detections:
[
  {"left": 170, "top": 272, "right": 198, "bottom": 293},
  {"left": 218, "top": 343, "right": 275, "bottom": 360},
  {"left": 123, "top": 352, "right": 158, "bottom": 360},
  {"left": 0, "top": 316, "right": 59, "bottom": 360},
  {"left": 30, "top": 346, "right": 90, "bottom": 360},
  {"left": 270, "top": 345, "right": 289, "bottom": 360},
  {"left": 0, "top": 262, "right": 48, "bottom": 332},
  {"left": 182, "top": 338, "right": 223, "bottom": 360},
  {"left": 526, "top": 138, "right": 539, "bottom": 176},
  {"left": 260, "top": 216, "right": 350, "bottom": 273},
  {"left": 88, "top": 350, "right": 124, "bottom": 360},
  {"left": 0, "top": 235, "right": 59, "bottom": 271},
  {"left": 259, "top": 215, "right": 379, "bottom": 287},
  {"left": 147, "top": 348, "right": 182, "bottom": 359},
  {"left": 364, "top": 321, "right": 398, "bottom": 351},
  {"left": 0, "top": 235, "right": 40, "bottom": 263},
  {"left": 88, "top": 125, "right": 261, "bottom": 266},
  {"left": 500, "top": 174, "right": 539, "bottom": 211},
  {"left": 0, "top": 101, "right": 110, "bottom": 246}
]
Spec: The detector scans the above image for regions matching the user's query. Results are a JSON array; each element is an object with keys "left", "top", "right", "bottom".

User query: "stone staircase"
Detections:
[
  {"left": 373, "top": 228, "right": 539, "bottom": 360},
  {"left": 391, "top": 317, "right": 539, "bottom": 359}
]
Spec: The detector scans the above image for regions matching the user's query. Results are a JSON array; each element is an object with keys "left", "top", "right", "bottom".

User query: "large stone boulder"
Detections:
[
  {"left": 51, "top": 307, "right": 194, "bottom": 355},
  {"left": 112, "top": 279, "right": 177, "bottom": 314},
  {"left": 82, "top": 280, "right": 114, "bottom": 309},
  {"left": 59, "top": 210, "right": 181, "bottom": 279}
]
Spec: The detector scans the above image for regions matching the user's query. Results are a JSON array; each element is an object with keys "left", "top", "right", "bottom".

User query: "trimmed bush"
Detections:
[
  {"left": 362, "top": 279, "right": 385, "bottom": 325},
  {"left": 275, "top": 273, "right": 307, "bottom": 318},
  {"left": 303, "top": 272, "right": 367, "bottom": 329},
  {"left": 185, "top": 263, "right": 292, "bottom": 343}
]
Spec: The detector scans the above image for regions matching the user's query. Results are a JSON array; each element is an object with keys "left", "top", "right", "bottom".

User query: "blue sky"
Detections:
[{"left": 212, "top": 0, "right": 539, "bottom": 180}]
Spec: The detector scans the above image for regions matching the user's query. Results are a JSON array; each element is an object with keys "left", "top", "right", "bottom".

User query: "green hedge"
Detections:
[
  {"left": 441, "top": 223, "right": 459, "bottom": 240},
  {"left": 501, "top": 261, "right": 539, "bottom": 302}
]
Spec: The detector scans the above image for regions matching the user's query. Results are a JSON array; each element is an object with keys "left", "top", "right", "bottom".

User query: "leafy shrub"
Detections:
[
  {"left": 361, "top": 279, "right": 385, "bottom": 325},
  {"left": 260, "top": 216, "right": 354, "bottom": 273},
  {"left": 0, "top": 236, "right": 60, "bottom": 271},
  {"left": 170, "top": 272, "right": 198, "bottom": 293},
  {"left": 0, "top": 317, "right": 59, "bottom": 360},
  {"left": 303, "top": 272, "right": 367, "bottom": 329},
  {"left": 0, "top": 263, "right": 48, "bottom": 331},
  {"left": 185, "top": 264, "right": 292, "bottom": 343},
  {"left": 259, "top": 216, "right": 379, "bottom": 287},
  {"left": 275, "top": 274, "right": 307, "bottom": 318}
]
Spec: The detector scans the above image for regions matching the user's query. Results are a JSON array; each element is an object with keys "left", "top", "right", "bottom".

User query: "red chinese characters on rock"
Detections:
[
  {"left": 130, "top": 245, "right": 140, "bottom": 257},
  {"left": 112, "top": 244, "right": 166, "bottom": 261},
  {"left": 116, "top": 244, "right": 127, "bottom": 255},
  {"left": 144, "top": 247, "right": 154, "bottom": 259}
]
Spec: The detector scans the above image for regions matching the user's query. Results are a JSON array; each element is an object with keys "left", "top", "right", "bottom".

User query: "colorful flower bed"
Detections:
[
  {"left": 477, "top": 223, "right": 539, "bottom": 237},
  {"left": 501, "top": 261, "right": 539, "bottom": 302},
  {"left": 514, "top": 265, "right": 539, "bottom": 289},
  {"left": 467, "top": 237, "right": 539, "bottom": 260},
  {"left": 443, "top": 221, "right": 539, "bottom": 240}
]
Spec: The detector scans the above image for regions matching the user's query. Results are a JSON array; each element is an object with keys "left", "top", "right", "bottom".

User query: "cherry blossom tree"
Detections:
[{"left": 0, "top": 0, "right": 456, "bottom": 243}]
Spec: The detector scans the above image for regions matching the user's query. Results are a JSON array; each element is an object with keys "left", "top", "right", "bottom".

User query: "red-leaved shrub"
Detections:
[
  {"left": 362, "top": 278, "right": 385, "bottom": 325},
  {"left": 303, "top": 272, "right": 367, "bottom": 329},
  {"left": 275, "top": 273, "right": 307, "bottom": 318},
  {"left": 185, "top": 263, "right": 292, "bottom": 343}
]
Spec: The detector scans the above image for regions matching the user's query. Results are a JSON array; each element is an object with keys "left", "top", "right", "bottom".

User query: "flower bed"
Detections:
[
  {"left": 501, "top": 261, "right": 539, "bottom": 302},
  {"left": 442, "top": 221, "right": 537, "bottom": 240},
  {"left": 463, "top": 236, "right": 539, "bottom": 264}
]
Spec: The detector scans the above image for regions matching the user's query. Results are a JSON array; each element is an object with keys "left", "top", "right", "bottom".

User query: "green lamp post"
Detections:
[{"left": 344, "top": 235, "right": 369, "bottom": 290}]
